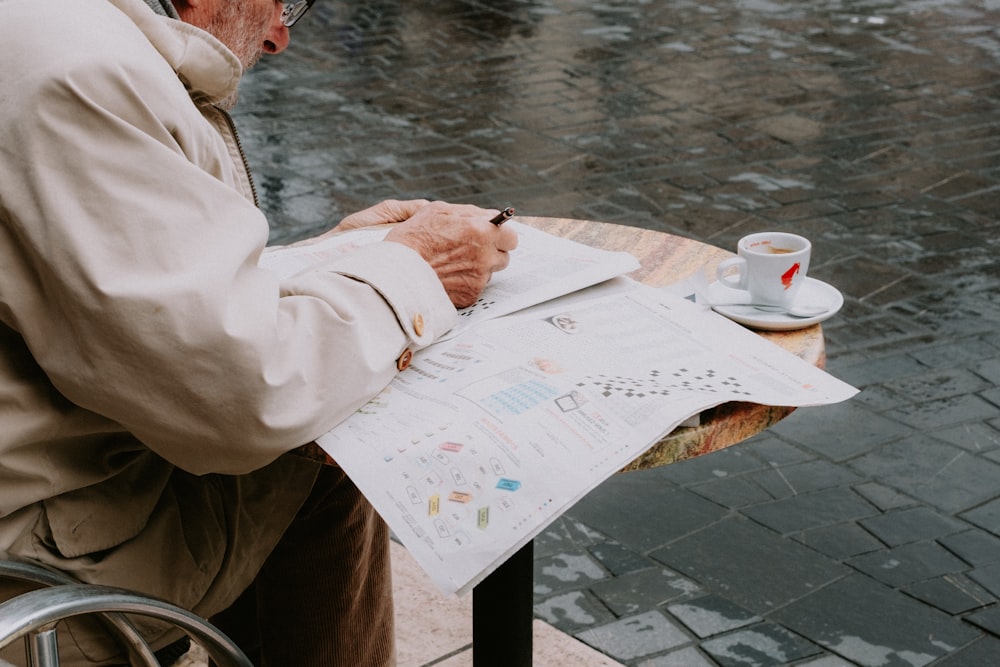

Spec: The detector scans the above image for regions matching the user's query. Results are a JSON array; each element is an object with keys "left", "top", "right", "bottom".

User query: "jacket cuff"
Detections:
[{"left": 322, "top": 241, "right": 457, "bottom": 347}]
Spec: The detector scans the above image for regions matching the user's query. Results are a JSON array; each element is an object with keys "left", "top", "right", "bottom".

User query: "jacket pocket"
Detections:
[{"left": 42, "top": 452, "right": 173, "bottom": 558}]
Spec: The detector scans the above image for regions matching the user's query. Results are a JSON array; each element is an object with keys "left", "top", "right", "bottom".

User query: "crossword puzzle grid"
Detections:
[
  {"left": 457, "top": 297, "right": 497, "bottom": 317},
  {"left": 578, "top": 368, "right": 752, "bottom": 399}
]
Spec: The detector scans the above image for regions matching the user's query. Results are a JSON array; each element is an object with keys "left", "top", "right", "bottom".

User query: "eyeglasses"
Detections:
[{"left": 281, "top": 0, "right": 315, "bottom": 28}]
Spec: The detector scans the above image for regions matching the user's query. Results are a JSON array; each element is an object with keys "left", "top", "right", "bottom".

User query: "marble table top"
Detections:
[{"left": 522, "top": 216, "right": 825, "bottom": 472}]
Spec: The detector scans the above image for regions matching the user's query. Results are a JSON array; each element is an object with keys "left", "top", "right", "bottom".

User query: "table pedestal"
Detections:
[{"left": 472, "top": 542, "right": 534, "bottom": 666}]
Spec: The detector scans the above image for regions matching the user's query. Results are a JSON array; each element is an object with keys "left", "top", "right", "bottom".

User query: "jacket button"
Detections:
[
  {"left": 413, "top": 313, "right": 425, "bottom": 337},
  {"left": 396, "top": 348, "right": 413, "bottom": 371}
]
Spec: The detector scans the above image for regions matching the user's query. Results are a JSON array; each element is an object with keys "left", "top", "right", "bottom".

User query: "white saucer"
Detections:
[{"left": 706, "top": 277, "right": 844, "bottom": 330}]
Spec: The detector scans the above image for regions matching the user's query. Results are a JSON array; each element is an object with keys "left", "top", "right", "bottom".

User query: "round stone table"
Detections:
[{"left": 473, "top": 217, "right": 827, "bottom": 667}]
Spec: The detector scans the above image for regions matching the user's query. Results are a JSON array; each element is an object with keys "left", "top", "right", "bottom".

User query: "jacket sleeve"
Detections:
[{"left": 0, "top": 12, "right": 456, "bottom": 475}]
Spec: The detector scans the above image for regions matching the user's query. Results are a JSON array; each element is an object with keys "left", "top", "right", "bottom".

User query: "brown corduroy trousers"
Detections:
[{"left": 209, "top": 464, "right": 395, "bottom": 667}]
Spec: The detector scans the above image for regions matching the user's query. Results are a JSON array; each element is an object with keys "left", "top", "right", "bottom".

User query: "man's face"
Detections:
[{"left": 176, "top": 0, "right": 289, "bottom": 70}]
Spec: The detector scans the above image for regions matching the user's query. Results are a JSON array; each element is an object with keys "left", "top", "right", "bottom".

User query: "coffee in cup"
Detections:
[{"left": 715, "top": 232, "right": 811, "bottom": 307}]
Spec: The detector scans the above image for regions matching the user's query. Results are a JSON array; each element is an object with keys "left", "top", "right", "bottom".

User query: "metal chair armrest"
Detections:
[{"left": 0, "top": 585, "right": 251, "bottom": 667}]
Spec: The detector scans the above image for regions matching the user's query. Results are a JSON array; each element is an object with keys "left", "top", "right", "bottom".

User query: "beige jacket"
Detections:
[{"left": 0, "top": 0, "right": 455, "bottom": 658}]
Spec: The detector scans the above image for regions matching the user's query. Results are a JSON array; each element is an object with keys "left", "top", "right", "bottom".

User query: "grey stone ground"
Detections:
[{"left": 234, "top": 1, "right": 1000, "bottom": 665}]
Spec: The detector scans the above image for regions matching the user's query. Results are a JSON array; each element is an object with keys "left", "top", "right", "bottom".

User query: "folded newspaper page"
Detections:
[
  {"left": 317, "top": 278, "right": 858, "bottom": 595},
  {"left": 261, "top": 221, "right": 641, "bottom": 340}
]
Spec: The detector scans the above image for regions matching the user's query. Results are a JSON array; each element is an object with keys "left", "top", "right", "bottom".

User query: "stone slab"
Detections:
[
  {"left": 852, "top": 436, "right": 1000, "bottom": 512},
  {"left": 533, "top": 550, "right": 609, "bottom": 596},
  {"left": 575, "top": 611, "right": 692, "bottom": 662},
  {"left": 847, "top": 541, "right": 969, "bottom": 588},
  {"left": 932, "top": 636, "right": 1000, "bottom": 667},
  {"left": 533, "top": 590, "right": 617, "bottom": 634},
  {"left": 635, "top": 646, "right": 717, "bottom": 667},
  {"left": 666, "top": 594, "right": 761, "bottom": 639},
  {"left": 700, "top": 623, "right": 822, "bottom": 667},
  {"left": 740, "top": 487, "right": 880, "bottom": 534},
  {"left": 589, "top": 567, "right": 700, "bottom": 617},
  {"left": 650, "top": 518, "right": 847, "bottom": 614},
  {"left": 859, "top": 506, "right": 966, "bottom": 546},
  {"left": 961, "top": 497, "right": 1000, "bottom": 536},
  {"left": 968, "top": 562, "right": 1000, "bottom": 599},
  {"left": 586, "top": 541, "right": 656, "bottom": 577},
  {"left": 965, "top": 605, "right": 1000, "bottom": 637},
  {"left": 902, "top": 575, "right": 993, "bottom": 614},
  {"left": 939, "top": 530, "right": 1000, "bottom": 567},
  {"left": 689, "top": 475, "right": 775, "bottom": 508},
  {"left": 771, "top": 574, "right": 980, "bottom": 667},
  {"left": 567, "top": 473, "right": 728, "bottom": 552},
  {"left": 767, "top": 402, "right": 907, "bottom": 461},
  {"left": 795, "top": 522, "right": 884, "bottom": 560},
  {"left": 748, "top": 460, "right": 863, "bottom": 499},
  {"left": 931, "top": 422, "right": 1000, "bottom": 453}
]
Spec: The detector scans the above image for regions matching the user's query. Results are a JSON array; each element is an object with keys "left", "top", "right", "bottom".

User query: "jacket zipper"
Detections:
[{"left": 217, "top": 106, "right": 260, "bottom": 209}]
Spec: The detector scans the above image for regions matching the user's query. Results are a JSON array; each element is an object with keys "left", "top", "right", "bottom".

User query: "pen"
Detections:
[{"left": 489, "top": 206, "right": 516, "bottom": 226}]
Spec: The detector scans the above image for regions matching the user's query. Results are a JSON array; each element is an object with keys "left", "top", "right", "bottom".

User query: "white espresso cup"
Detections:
[{"left": 715, "top": 232, "right": 811, "bottom": 307}]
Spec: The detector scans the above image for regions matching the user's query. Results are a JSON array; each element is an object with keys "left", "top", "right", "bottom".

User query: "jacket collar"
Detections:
[
  {"left": 142, "top": 0, "right": 179, "bottom": 19},
  {"left": 111, "top": 0, "right": 243, "bottom": 104}
]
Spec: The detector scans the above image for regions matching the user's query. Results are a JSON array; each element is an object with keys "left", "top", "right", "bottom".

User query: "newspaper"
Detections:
[
  {"left": 260, "top": 221, "right": 640, "bottom": 340},
  {"left": 308, "top": 263, "right": 857, "bottom": 594}
]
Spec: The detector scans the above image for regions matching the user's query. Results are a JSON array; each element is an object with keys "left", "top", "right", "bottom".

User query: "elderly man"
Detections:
[{"left": 0, "top": 0, "right": 517, "bottom": 665}]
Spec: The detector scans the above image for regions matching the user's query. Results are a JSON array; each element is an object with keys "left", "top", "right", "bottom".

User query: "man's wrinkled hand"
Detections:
[
  {"left": 336, "top": 199, "right": 432, "bottom": 231},
  {"left": 384, "top": 201, "right": 519, "bottom": 308}
]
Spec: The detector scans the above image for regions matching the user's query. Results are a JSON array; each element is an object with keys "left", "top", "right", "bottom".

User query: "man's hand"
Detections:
[
  {"left": 384, "top": 201, "right": 519, "bottom": 308},
  {"left": 336, "top": 199, "right": 432, "bottom": 231}
]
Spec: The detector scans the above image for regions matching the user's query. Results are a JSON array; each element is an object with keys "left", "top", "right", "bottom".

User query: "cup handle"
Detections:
[{"left": 716, "top": 257, "right": 747, "bottom": 289}]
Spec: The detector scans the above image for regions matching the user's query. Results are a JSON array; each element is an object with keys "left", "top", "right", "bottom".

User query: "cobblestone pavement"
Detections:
[{"left": 234, "top": 1, "right": 1000, "bottom": 665}]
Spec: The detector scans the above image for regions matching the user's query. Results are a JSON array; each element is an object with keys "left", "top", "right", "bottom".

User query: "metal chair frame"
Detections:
[{"left": 0, "top": 557, "right": 251, "bottom": 667}]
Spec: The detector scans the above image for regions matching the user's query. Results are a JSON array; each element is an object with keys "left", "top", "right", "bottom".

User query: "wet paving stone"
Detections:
[
  {"left": 586, "top": 541, "right": 656, "bottom": 577},
  {"left": 766, "top": 402, "right": 908, "bottom": 462},
  {"left": 689, "top": 475, "right": 776, "bottom": 509},
  {"left": 747, "top": 460, "right": 864, "bottom": 499},
  {"left": 967, "top": 562, "right": 1000, "bottom": 599},
  {"left": 962, "top": 496, "right": 1000, "bottom": 538},
  {"left": 794, "top": 522, "right": 884, "bottom": 560},
  {"left": 590, "top": 567, "right": 700, "bottom": 617},
  {"left": 666, "top": 594, "right": 761, "bottom": 639},
  {"left": 635, "top": 646, "right": 717, "bottom": 667},
  {"left": 740, "top": 435, "right": 815, "bottom": 468},
  {"left": 965, "top": 605, "right": 1000, "bottom": 638},
  {"left": 700, "top": 623, "right": 822, "bottom": 667},
  {"left": 850, "top": 435, "right": 1000, "bottom": 513},
  {"left": 901, "top": 575, "right": 994, "bottom": 615},
  {"left": 931, "top": 422, "right": 1000, "bottom": 453},
  {"left": 858, "top": 506, "right": 967, "bottom": 547},
  {"left": 771, "top": 574, "right": 980, "bottom": 667},
  {"left": 533, "top": 589, "right": 617, "bottom": 635},
  {"left": 846, "top": 541, "right": 970, "bottom": 588},
  {"left": 532, "top": 515, "right": 606, "bottom": 559},
  {"left": 851, "top": 482, "right": 916, "bottom": 512},
  {"left": 575, "top": 610, "right": 692, "bottom": 662},
  {"left": 650, "top": 518, "right": 847, "bottom": 615},
  {"left": 644, "top": 445, "right": 766, "bottom": 486},
  {"left": 567, "top": 471, "right": 729, "bottom": 552},
  {"left": 795, "top": 657, "right": 862, "bottom": 667},
  {"left": 938, "top": 530, "right": 1000, "bottom": 568},
  {"left": 932, "top": 636, "right": 1000, "bottom": 667},
  {"left": 882, "top": 368, "right": 993, "bottom": 403},
  {"left": 909, "top": 339, "right": 1000, "bottom": 369},
  {"left": 740, "top": 486, "right": 880, "bottom": 534},
  {"left": 533, "top": 550, "right": 609, "bottom": 596},
  {"left": 829, "top": 353, "right": 929, "bottom": 390},
  {"left": 885, "top": 393, "right": 1000, "bottom": 431}
]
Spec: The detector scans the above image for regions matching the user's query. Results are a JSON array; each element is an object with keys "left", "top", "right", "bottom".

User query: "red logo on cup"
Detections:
[{"left": 781, "top": 263, "right": 801, "bottom": 290}]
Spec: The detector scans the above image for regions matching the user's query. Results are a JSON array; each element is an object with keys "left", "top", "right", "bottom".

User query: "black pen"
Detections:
[{"left": 489, "top": 206, "right": 516, "bottom": 226}]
